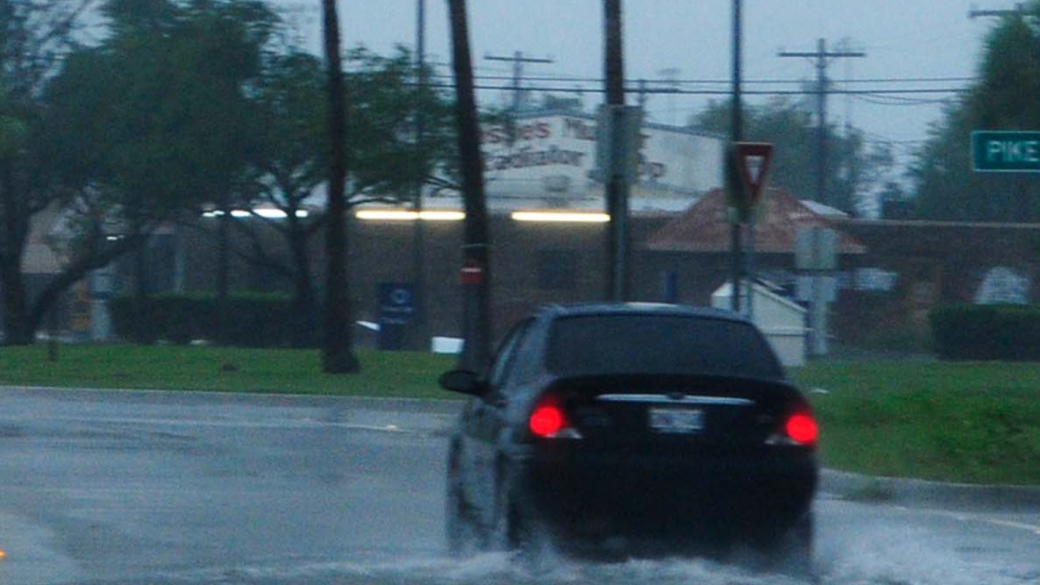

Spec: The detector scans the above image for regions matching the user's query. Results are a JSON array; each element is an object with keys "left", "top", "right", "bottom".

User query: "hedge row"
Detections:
[
  {"left": 930, "top": 304, "right": 1040, "bottom": 361},
  {"left": 109, "top": 294, "right": 316, "bottom": 347}
]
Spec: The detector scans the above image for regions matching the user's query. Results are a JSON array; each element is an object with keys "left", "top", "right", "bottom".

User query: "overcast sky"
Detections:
[{"left": 276, "top": 0, "right": 1004, "bottom": 176}]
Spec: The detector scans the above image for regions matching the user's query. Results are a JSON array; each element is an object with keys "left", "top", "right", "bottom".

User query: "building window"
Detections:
[
  {"left": 853, "top": 268, "right": 899, "bottom": 293},
  {"left": 975, "top": 266, "right": 1030, "bottom": 305},
  {"left": 538, "top": 250, "right": 577, "bottom": 291}
]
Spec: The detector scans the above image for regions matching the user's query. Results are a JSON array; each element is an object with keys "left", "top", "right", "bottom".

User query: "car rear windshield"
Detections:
[{"left": 546, "top": 314, "right": 783, "bottom": 379}]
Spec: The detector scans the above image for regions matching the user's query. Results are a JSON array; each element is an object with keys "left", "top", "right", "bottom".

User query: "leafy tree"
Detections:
[
  {"left": 346, "top": 47, "right": 457, "bottom": 198},
  {"left": 227, "top": 45, "right": 456, "bottom": 348},
  {"left": 689, "top": 97, "right": 894, "bottom": 215},
  {"left": 231, "top": 50, "right": 328, "bottom": 347},
  {"left": 0, "top": 0, "right": 277, "bottom": 344},
  {"left": 0, "top": 86, "right": 27, "bottom": 158},
  {"left": 0, "top": 0, "right": 109, "bottom": 345},
  {"left": 911, "top": 3, "right": 1040, "bottom": 222}
]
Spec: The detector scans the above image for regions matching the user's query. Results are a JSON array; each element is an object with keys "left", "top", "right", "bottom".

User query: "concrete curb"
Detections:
[{"left": 821, "top": 468, "right": 1040, "bottom": 511}]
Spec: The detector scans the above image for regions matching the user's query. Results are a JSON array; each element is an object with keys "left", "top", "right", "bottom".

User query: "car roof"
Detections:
[{"left": 535, "top": 302, "right": 751, "bottom": 324}]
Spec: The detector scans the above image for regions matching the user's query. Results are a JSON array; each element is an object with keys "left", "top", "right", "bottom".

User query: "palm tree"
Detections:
[{"left": 320, "top": 0, "right": 359, "bottom": 373}]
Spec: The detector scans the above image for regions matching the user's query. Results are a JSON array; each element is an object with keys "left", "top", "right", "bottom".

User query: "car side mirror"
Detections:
[{"left": 438, "top": 369, "right": 487, "bottom": 397}]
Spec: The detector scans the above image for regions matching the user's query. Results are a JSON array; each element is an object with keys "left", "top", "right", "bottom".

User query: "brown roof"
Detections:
[{"left": 643, "top": 187, "right": 866, "bottom": 254}]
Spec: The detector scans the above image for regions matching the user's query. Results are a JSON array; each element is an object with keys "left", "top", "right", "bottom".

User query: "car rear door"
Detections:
[{"left": 466, "top": 319, "right": 533, "bottom": 525}]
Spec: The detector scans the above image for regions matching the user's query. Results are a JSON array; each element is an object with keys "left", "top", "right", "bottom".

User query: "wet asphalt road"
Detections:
[{"left": 1, "top": 386, "right": 1039, "bottom": 585}]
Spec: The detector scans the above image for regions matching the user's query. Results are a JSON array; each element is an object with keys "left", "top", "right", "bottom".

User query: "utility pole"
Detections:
[
  {"left": 603, "top": 0, "right": 629, "bottom": 301},
  {"left": 657, "top": 67, "right": 680, "bottom": 125},
  {"left": 485, "top": 51, "right": 553, "bottom": 137},
  {"left": 448, "top": 0, "right": 493, "bottom": 371},
  {"left": 779, "top": 39, "right": 865, "bottom": 208},
  {"left": 729, "top": 0, "right": 743, "bottom": 313}
]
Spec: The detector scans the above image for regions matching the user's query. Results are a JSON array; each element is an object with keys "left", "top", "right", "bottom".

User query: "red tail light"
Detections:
[
  {"left": 529, "top": 403, "right": 566, "bottom": 437},
  {"left": 528, "top": 396, "right": 581, "bottom": 439},
  {"left": 784, "top": 412, "right": 819, "bottom": 446}
]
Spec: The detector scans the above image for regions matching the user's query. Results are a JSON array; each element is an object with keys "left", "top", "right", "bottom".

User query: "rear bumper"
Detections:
[{"left": 510, "top": 445, "right": 817, "bottom": 543}]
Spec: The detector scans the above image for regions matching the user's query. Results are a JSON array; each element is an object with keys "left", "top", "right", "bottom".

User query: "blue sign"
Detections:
[{"left": 378, "top": 283, "right": 416, "bottom": 326}]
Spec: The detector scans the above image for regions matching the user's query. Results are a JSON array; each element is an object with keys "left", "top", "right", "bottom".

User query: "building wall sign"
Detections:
[
  {"left": 975, "top": 266, "right": 1031, "bottom": 305},
  {"left": 481, "top": 113, "right": 724, "bottom": 198}
]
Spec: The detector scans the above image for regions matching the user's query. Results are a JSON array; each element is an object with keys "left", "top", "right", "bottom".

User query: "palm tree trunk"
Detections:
[
  {"left": 321, "top": 0, "right": 359, "bottom": 373},
  {"left": 447, "top": 0, "right": 492, "bottom": 370}
]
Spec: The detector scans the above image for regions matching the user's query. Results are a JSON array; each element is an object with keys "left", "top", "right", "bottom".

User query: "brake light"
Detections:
[
  {"left": 784, "top": 413, "right": 819, "bottom": 446},
  {"left": 530, "top": 403, "right": 565, "bottom": 437},
  {"left": 528, "top": 396, "right": 582, "bottom": 439}
]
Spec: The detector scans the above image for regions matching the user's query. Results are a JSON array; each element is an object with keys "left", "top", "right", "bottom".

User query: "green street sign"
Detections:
[{"left": 972, "top": 130, "right": 1040, "bottom": 173}]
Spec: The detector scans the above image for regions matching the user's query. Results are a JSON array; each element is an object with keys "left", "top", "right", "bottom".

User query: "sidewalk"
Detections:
[{"left": 821, "top": 469, "right": 1040, "bottom": 511}]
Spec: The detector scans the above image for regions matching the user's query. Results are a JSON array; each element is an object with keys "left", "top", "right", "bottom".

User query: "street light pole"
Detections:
[
  {"left": 410, "top": 0, "right": 428, "bottom": 350},
  {"left": 729, "top": 0, "right": 744, "bottom": 313},
  {"left": 604, "top": 0, "right": 629, "bottom": 301}
]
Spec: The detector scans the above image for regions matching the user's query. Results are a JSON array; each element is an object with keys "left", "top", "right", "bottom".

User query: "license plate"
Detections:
[{"left": 648, "top": 408, "right": 704, "bottom": 434}]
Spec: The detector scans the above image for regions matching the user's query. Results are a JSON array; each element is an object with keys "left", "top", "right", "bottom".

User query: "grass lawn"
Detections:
[
  {"left": 0, "top": 344, "right": 458, "bottom": 400},
  {"left": 794, "top": 361, "right": 1040, "bottom": 485},
  {"left": 2, "top": 344, "right": 1039, "bottom": 484}
]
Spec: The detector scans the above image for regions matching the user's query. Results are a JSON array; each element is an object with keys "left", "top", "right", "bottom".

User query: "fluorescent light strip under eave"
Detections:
[
  {"left": 511, "top": 211, "right": 611, "bottom": 223},
  {"left": 202, "top": 210, "right": 309, "bottom": 219},
  {"left": 355, "top": 210, "right": 465, "bottom": 221}
]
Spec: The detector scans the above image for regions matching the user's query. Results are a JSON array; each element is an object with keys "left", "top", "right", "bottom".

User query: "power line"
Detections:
[
  {"left": 425, "top": 70, "right": 976, "bottom": 86},
  {"left": 779, "top": 39, "right": 866, "bottom": 207},
  {"left": 968, "top": 3, "right": 1026, "bottom": 18},
  {"left": 854, "top": 94, "right": 959, "bottom": 106},
  {"left": 483, "top": 51, "right": 553, "bottom": 115},
  {"left": 413, "top": 81, "right": 969, "bottom": 96}
]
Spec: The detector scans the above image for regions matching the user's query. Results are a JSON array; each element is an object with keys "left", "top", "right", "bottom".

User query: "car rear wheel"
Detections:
[
  {"left": 446, "top": 465, "right": 483, "bottom": 557},
  {"left": 491, "top": 465, "right": 551, "bottom": 562},
  {"left": 753, "top": 512, "right": 815, "bottom": 580}
]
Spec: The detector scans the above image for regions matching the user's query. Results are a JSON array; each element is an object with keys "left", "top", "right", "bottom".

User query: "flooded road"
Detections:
[{"left": 1, "top": 387, "right": 1038, "bottom": 584}]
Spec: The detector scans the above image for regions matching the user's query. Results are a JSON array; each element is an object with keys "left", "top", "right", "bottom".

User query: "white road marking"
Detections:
[
  {"left": 1, "top": 415, "right": 420, "bottom": 433},
  {"left": 895, "top": 505, "right": 1040, "bottom": 537}
]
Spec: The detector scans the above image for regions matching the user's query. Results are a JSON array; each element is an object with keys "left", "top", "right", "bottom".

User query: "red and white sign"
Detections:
[
  {"left": 732, "top": 142, "right": 774, "bottom": 215},
  {"left": 459, "top": 260, "right": 484, "bottom": 286}
]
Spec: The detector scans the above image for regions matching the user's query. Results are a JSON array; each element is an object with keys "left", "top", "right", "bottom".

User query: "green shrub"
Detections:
[
  {"left": 855, "top": 325, "right": 934, "bottom": 354},
  {"left": 930, "top": 304, "right": 1040, "bottom": 361},
  {"left": 108, "top": 294, "right": 313, "bottom": 348}
]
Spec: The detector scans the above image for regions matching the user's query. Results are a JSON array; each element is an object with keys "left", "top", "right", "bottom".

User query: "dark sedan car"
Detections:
[{"left": 441, "top": 303, "right": 818, "bottom": 568}]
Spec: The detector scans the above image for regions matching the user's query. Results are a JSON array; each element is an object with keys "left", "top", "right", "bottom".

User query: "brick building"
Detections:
[
  {"left": 10, "top": 110, "right": 1040, "bottom": 350},
  {"left": 154, "top": 187, "right": 1040, "bottom": 349}
]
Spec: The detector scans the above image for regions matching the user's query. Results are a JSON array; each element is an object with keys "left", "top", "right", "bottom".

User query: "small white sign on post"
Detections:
[
  {"left": 795, "top": 228, "right": 839, "bottom": 272},
  {"left": 595, "top": 104, "right": 643, "bottom": 184},
  {"left": 795, "top": 227, "right": 840, "bottom": 357}
]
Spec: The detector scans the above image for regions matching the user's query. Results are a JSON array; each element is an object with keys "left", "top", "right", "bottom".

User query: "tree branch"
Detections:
[{"left": 28, "top": 225, "right": 150, "bottom": 332}]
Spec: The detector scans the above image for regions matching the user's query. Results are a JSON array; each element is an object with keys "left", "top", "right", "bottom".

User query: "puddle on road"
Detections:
[
  {"left": 96, "top": 516, "right": 1040, "bottom": 585},
  {"left": 813, "top": 523, "right": 1040, "bottom": 585},
  {"left": 158, "top": 552, "right": 804, "bottom": 585},
  {"left": 149, "top": 542, "right": 1040, "bottom": 585}
]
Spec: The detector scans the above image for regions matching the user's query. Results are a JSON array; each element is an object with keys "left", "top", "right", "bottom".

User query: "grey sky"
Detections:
[{"left": 279, "top": 0, "right": 1003, "bottom": 175}]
